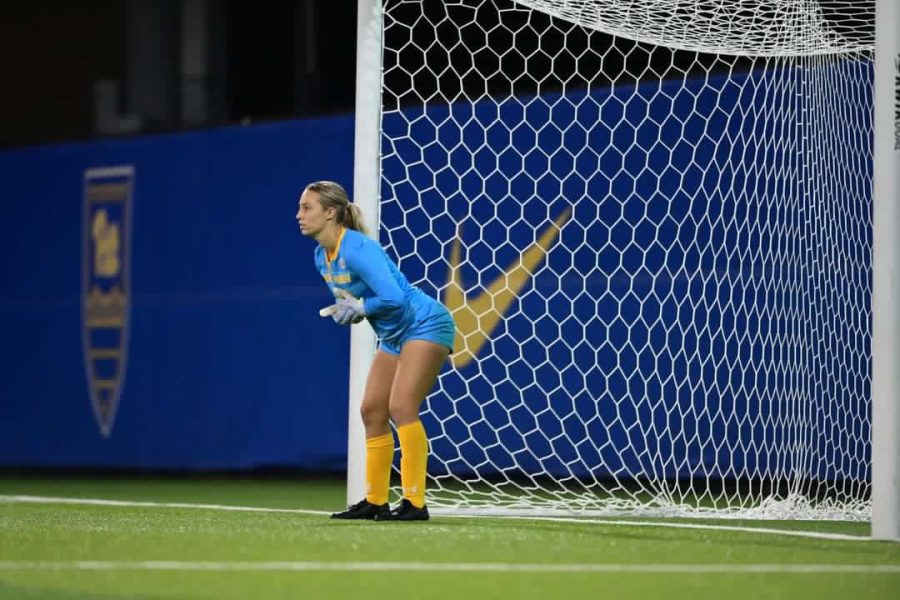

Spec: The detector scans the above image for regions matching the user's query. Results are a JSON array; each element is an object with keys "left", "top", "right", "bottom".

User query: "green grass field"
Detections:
[{"left": 0, "top": 478, "right": 897, "bottom": 599}]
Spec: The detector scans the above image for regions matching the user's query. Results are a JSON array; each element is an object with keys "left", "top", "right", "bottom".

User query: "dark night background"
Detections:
[{"left": 0, "top": 0, "right": 358, "bottom": 149}]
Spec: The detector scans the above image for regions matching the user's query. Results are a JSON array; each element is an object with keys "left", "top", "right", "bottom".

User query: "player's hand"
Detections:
[{"left": 332, "top": 296, "right": 365, "bottom": 326}]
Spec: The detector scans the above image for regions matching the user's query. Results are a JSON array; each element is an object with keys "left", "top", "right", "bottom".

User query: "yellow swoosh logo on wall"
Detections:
[{"left": 444, "top": 208, "right": 571, "bottom": 369}]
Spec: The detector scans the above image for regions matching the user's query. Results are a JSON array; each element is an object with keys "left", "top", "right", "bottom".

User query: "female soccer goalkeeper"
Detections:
[{"left": 296, "top": 181, "right": 455, "bottom": 522}]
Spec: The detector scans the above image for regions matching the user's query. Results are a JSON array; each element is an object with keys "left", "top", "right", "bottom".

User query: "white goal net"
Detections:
[{"left": 376, "top": 0, "right": 874, "bottom": 519}]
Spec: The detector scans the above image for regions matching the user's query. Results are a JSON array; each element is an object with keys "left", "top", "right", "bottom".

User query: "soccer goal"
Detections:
[{"left": 350, "top": 0, "right": 898, "bottom": 529}]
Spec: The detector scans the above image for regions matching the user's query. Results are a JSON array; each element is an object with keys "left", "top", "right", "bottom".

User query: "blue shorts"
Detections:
[{"left": 379, "top": 303, "right": 456, "bottom": 356}]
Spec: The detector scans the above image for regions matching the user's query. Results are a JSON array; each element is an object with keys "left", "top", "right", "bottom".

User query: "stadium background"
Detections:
[{"left": 0, "top": 4, "right": 896, "bottom": 599}]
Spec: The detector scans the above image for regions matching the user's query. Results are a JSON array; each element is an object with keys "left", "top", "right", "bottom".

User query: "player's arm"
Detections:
[{"left": 343, "top": 240, "right": 405, "bottom": 319}]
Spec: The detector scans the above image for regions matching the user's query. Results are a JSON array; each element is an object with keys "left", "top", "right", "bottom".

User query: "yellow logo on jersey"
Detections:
[
  {"left": 444, "top": 208, "right": 571, "bottom": 369},
  {"left": 323, "top": 273, "right": 352, "bottom": 284}
]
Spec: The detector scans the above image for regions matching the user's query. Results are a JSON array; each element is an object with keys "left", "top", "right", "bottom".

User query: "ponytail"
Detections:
[{"left": 342, "top": 203, "right": 369, "bottom": 236}]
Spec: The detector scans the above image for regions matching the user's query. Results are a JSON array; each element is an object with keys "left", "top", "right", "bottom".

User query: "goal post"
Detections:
[
  {"left": 347, "top": 0, "right": 383, "bottom": 504},
  {"left": 351, "top": 0, "right": 893, "bottom": 527},
  {"left": 872, "top": 0, "right": 900, "bottom": 541}
]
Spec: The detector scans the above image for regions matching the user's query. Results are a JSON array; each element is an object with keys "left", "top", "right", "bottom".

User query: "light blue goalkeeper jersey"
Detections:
[{"left": 313, "top": 228, "right": 446, "bottom": 349}]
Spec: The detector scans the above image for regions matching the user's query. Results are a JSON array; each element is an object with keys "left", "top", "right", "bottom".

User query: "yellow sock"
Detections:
[
  {"left": 397, "top": 420, "right": 428, "bottom": 508},
  {"left": 365, "top": 432, "right": 394, "bottom": 506}
]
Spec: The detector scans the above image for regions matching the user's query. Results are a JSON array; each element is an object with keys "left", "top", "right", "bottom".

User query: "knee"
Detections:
[{"left": 360, "top": 402, "right": 389, "bottom": 428}]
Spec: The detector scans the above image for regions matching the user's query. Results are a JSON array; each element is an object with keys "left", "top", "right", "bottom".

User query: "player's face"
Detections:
[{"left": 296, "top": 190, "right": 333, "bottom": 237}]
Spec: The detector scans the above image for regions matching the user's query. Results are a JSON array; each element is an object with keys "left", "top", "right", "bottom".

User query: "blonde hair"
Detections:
[{"left": 305, "top": 181, "right": 368, "bottom": 235}]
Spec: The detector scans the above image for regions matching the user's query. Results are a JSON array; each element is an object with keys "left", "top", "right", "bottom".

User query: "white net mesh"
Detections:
[
  {"left": 377, "top": 0, "right": 873, "bottom": 519},
  {"left": 515, "top": 0, "right": 874, "bottom": 56}
]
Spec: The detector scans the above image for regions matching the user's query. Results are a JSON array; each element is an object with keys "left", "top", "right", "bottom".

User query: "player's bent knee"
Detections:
[{"left": 360, "top": 403, "right": 389, "bottom": 428}]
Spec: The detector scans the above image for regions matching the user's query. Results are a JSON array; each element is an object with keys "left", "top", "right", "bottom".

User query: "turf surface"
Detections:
[{"left": 0, "top": 478, "right": 897, "bottom": 599}]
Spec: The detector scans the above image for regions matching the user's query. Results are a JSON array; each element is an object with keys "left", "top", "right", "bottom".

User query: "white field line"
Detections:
[
  {"left": 0, "top": 494, "right": 328, "bottom": 516},
  {"left": 490, "top": 515, "right": 873, "bottom": 542},
  {"left": 0, "top": 560, "right": 897, "bottom": 574},
  {"left": 0, "top": 494, "right": 873, "bottom": 542}
]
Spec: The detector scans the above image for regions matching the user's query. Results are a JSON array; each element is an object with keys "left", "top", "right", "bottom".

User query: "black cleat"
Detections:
[
  {"left": 374, "top": 499, "right": 430, "bottom": 521},
  {"left": 330, "top": 499, "right": 390, "bottom": 520}
]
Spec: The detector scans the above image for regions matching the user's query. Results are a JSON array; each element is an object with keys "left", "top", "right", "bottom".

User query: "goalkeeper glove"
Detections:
[{"left": 333, "top": 297, "right": 365, "bottom": 325}]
